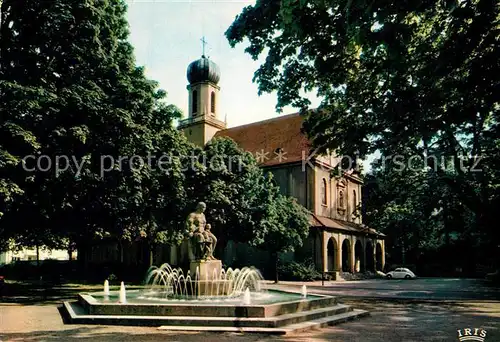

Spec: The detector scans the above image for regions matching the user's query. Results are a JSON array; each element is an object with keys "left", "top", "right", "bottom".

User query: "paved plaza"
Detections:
[
  {"left": 269, "top": 277, "right": 500, "bottom": 301},
  {"left": 1, "top": 278, "right": 500, "bottom": 341}
]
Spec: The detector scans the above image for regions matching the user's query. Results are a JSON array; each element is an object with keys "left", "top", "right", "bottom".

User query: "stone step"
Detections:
[
  {"left": 267, "top": 304, "right": 352, "bottom": 328},
  {"left": 281, "top": 309, "right": 369, "bottom": 334},
  {"left": 156, "top": 309, "right": 370, "bottom": 335},
  {"left": 63, "top": 301, "right": 357, "bottom": 329}
]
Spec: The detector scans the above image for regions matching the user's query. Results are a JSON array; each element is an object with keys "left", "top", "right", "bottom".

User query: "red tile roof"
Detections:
[
  {"left": 310, "top": 213, "right": 385, "bottom": 237},
  {"left": 213, "top": 113, "right": 311, "bottom": 167}
]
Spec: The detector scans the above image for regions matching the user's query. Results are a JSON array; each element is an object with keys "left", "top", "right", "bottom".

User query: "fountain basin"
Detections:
[
  {"left": 76, "top": 289, "right": 331, "bottom": 317},
  {"left": 62, "top": 289, "right": 368, "bottom": 333},
  {"left": 61, "top": 260, "right": 369, "bottom": 333}
]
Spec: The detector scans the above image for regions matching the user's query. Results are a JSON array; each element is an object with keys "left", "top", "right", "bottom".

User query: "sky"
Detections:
[{"left": 125, "top": 0, "right": 322, "bottom": 128}]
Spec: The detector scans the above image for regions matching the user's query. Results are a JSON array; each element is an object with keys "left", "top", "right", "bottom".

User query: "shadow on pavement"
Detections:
[
  {"left": 1, "top": 301, "right": 499, "bottom": 342},
  {"left": 273, "top": 301, "right": 500, "bottom": 342},
  {"left": 0, "top": 327, "right": 269, "bottom": 342}
]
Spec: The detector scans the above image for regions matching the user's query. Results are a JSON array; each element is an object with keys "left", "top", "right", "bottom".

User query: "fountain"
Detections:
[
  {"left": 242, "top": 287, "right": 251, "bottom": 305},
  {"left": 62, "top": 202, "right": 368, "bottom": 333},
  {"left": 104, "top": 280, "right": 110, "bottom": 296},
  {"left": 119, "top": 281, "right": 126, "bottom": 304},
  {"left": 143, "top": 263, "right": 263, "bottom": 299}
]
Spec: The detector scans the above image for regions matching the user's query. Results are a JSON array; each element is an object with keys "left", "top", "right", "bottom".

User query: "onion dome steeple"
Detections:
[
  {"left": 187, "top": 55, "right": 221, "bottom": 85},
  {"left": 178, "top": 37, "right": 226, "bottom": 147}
]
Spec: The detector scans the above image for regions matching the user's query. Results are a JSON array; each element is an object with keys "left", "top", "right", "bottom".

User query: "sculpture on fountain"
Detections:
[
  {"left": 202, "top": 224, "right": 217, "bottom": 260},
  {"left": 185, "top": 201, "right": 217, "bottom": 260},
  {"left": 184, "top": 202, "right": 221, "bottom": 280}
]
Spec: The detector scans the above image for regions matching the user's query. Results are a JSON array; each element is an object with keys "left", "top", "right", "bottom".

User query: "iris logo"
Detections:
[{"left": 457, "top": 328, "right": 487, "bottom": 341}]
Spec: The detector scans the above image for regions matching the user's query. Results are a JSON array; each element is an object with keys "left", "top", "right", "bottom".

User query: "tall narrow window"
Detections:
[
  {"left": 210, "top": 91, "right": 216, "bottom": 114},
  {"left": 321, "top": 178, "right": 327, "bottom": 205},
  {"left": 192, "top": 90, "right": 198, "bottom": 114},
  {"left": 339, "top": 190, "right": 344, "bottom": 208},
  {"left": 353, "top": 190, "right": 357, "bottom": 213}
]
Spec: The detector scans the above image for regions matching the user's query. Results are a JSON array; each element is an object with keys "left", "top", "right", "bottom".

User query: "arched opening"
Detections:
[
  {"left": 192, "top": 90, "right": 198, "bottom": 114},
  {"left": 210, "top": 91, "right": 216, "bottom": 114},
  {"left": 376, "top": 243, "right": 383, "bottom": 271},
  {"left": 354, "top": 240, "right": 363, "bottom": 272},
  {"left": 341, "top": 239, "right": 351, "bottom": 272},
  {"left": 321, "top": 178, "right": 327, "bottom": 205},
  {"left": 366, "top": 240, "right": 374, "bottom": 272},
  {"left": 327, "top": 238, "right": 338, "bottom": 272}
]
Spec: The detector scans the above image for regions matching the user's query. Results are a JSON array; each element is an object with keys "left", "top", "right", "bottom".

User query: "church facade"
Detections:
[{"left": 178, "top": 55, "right": 386, "bottom": 277}]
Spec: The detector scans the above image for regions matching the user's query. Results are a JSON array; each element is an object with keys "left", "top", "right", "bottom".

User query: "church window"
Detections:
[
  {"left": 210, "top": 91, "right": 216, "bottom": 114},
  {"left": 192, "top": 90, "right": 198, "bottom": 114},
  {"left": 339, "top": 190, "right": 344, "bottom": 208},
  {"left": 321, "top": 178, "right": 327, "bottom": 206},
  {"left": 353, "top": 190, "right": 357, "bottom": 212}
]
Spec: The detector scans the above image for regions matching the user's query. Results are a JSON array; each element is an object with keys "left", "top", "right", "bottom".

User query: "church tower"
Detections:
[{"left": 178, "top": 53, "right": 226, "bottom": 146}]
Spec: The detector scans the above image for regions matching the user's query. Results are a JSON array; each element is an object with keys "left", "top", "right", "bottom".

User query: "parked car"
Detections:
[{"left": 386, "top": 268, "right": 416, "bottom": 279}]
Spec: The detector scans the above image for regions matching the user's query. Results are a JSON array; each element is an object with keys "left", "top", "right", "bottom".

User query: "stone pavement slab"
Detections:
[
  {"left": 2, "top": 279, "right": 500, "bottom": 341},
  {"left": 267, "top": 278, "right": 500, "bottom": 301},
  {"left": 1, "top": 300, "right": 500, "bottom": 341}
]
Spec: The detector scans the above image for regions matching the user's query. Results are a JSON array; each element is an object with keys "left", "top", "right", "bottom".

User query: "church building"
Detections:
[
  {"left": 178, "top": 55, "right": 386, "bottom": 278},
  {"left": 82, "top": 54, "right": 386, "bottom": 279}
]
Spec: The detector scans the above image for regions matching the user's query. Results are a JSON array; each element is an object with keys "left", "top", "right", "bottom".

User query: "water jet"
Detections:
[
  {"left": 119, "top": 281, "right": 126, "bottom": 304},
  {"left": 104, "top": 280, "right": 110, "bottom": 296},
  {"left": 242, "top": 287, "right": 251, "bottom": 305}
]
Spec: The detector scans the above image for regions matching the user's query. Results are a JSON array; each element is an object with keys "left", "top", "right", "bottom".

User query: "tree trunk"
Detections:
[
  {"left": 149, "top": 244, "right": 154, "bottom": 268},
  {"left": 215, "top": 236, "right": 227, "bottom": 261},
  {"left": 401, "top": 240, "right": 406, "bottom": 266},
  {"left": 76, "top": 240, "right": 89, "bottom": 284},
  {"left": 273, "top": 252, "right": 279, "bottom": 283},
  {"left": 36, "top": 244, "right": 40, "bottom": 268},
  {"left": 67, "top": 239, "right": 74, "bottom": 262},
  {"left": 118, "top": 240, "right": 124, "bottom": 263}
]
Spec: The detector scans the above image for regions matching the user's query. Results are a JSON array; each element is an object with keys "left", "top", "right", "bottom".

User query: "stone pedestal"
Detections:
[
  {"left": 190, "top": 259, "right": 222, "bottom": 281},
  {"left": 189, "top": 259, "right": 226, "bottom": 296}
]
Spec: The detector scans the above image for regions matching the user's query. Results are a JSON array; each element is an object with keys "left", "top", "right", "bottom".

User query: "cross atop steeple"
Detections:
[{"left": 200, "top": 36, "right": 208, "bottom": 56}]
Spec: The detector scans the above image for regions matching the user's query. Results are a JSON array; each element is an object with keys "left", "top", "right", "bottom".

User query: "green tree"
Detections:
[
  {"left": 0, "top": 0, "right": 189, "bottom": 270},
  {"left": 227, "top": 0, "right": 499, "bottom": 263},
  {"left": 0, "top": 0, "right": 50, "bottom": 250},
  {"left": 186, "top": 137, "right": 310, "bottom": 280},
  {"left": 186, "top": 137, "right": 274, "bottom": 252},
  {"left": 252, "top": 184, "right": 310, "bottom": 283},
  {"left": 364, "top": 153, "right": 483, "bottom": 275},
  {"left": 0, "top": 87, "right": 40, "bottom": 231}
]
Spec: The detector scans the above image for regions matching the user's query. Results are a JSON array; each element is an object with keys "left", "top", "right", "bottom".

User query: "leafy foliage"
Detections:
[
  {"left": 249, "top": 175, "right": 310, "bottom": 282},
  {"left": 364, "top": 153, "right": 489, "bottom": 275},
  {"left": 278, "top": 258, "right": 322, "bottom": 281},
  {"left": 251, "top": 189, "right": 310, "bottom": 254},
  {"left": 0, "top": 0, "right": 189, "bottom": 257},
  {"left": 185, "top": 137, "right": 265, "bottom": 246},
  {"left": 227, "top": 0, "right": 500, "bottom": 266},
  {"left": 0, "top": 0, "right": 311, "bottom": 276},
  {"left": 187, "top": 137, "right": 310, "bottom": 262}
]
